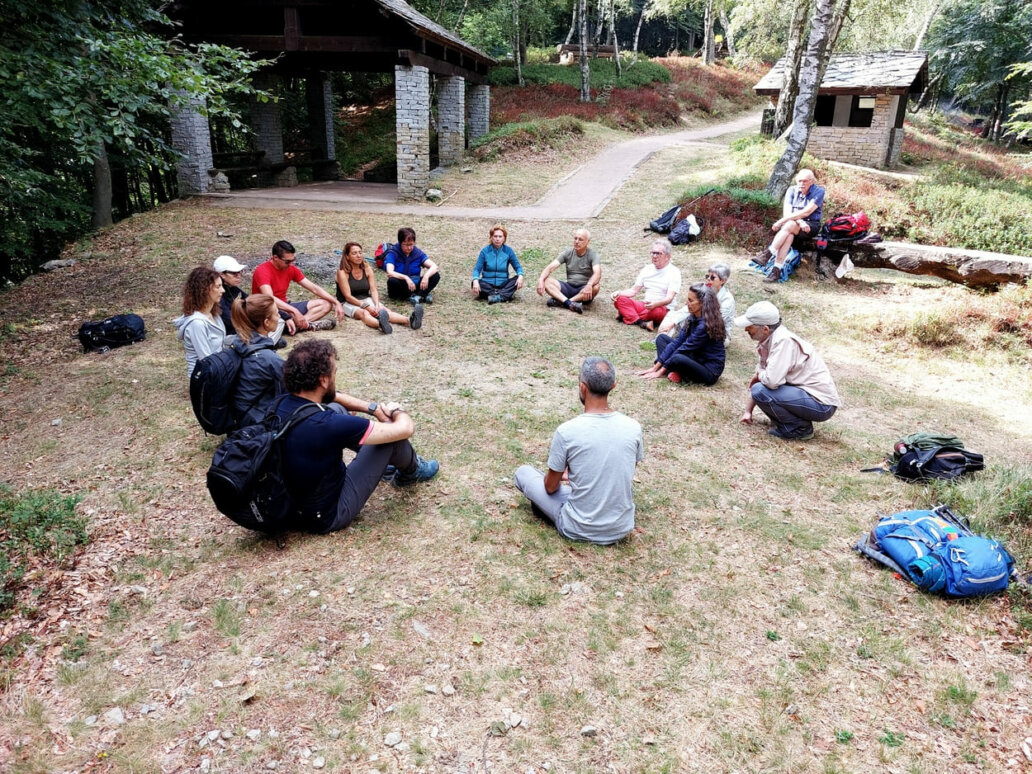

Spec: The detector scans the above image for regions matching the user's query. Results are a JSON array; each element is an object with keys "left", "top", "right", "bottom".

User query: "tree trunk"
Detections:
[
  {"left": 772, "top": 0, "right": 811, "bottom": 138},
  {"left": 92, "top": 139, "right": 113, "bottom": 229},
  {"left": 594, "top": 0, "right": 605, "bottom": 46},
  {"left": 912, "top": 0, "right": 941, "bottom": 51},
  {"left": 720, "top": 7, "right": 736, "bottom": 58},
  {"left": 512, "top": 0, "right": 524, "bottom": 86},
  {"left": 767, "top": 0, "right": 839, "bottom": 201},
  {"left": 579, "top": 0, "right": 591, "bottom": 101},
  {"left": 632, "top": 2, "right": 646, "bottom": 63},
  {"left": 454, "top": 0, "right": 469, "bottom": 31},
  {"left": 702, "top": 0, "right": 716, "bottom": 65},
  {"left": 992, "top": 83, "right": 1009, "bottom": 142},
  {"left": 609, "top": 0, "right": 621, "bottom": 76},
  {"left": 829, "top": 241, "right": 1032, "bottom": 288},
  {"left": 911, "top": 71, "right": 943, "bottom": 113},
  {"left": 566, "top": 4, "right": 577, "bottom": 44}
]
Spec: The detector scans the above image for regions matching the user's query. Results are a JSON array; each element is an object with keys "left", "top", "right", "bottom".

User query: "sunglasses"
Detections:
[
  {"left": 706, "top": 273, "right": 719, "bottom": 280},
  {"left": 224, "top": 270, "right": 242, "bottom": 276}
]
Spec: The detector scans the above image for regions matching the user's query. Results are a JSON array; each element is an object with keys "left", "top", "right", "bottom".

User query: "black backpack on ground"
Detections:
[
  {"left": 647, "top": 204, "right": 681, "bottom": 234},
  {"left": 206, "top": 401, "right": 323, "bottom": 536},
  {"left": 668, "top": 215, "right": 705, "bottom": 245},
  {"left": 77, "top": 314, "right": 146, "bottom": 353},
  {"left": 890, "top": 433, "right": 984, "bottom": 482},
  {"left": 190, "top": 344, "right": 275, "bottom": 435}
]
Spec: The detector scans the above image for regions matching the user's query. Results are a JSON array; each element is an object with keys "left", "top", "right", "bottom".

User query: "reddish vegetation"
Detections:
[
  {"left": 491, "top": 58, "right": 763, "bottom": 131},
  {"left": 692, "top": 191, "right": 772, "bottom": 251},
  {"left": 902, "top": 127, "right": 1028, "bottom": 181}
]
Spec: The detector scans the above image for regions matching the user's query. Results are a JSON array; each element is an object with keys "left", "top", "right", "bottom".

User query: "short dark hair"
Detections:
[
  {"left": 580, "top": 356, "right": 615, "bottom": 396},
  {"left": 272, "top": 240, "right": 296, "bottom": 258},
  {"left": 397, "top": 227, "right": 416, "bottom": 244},
  {"left": 284, "top": 339, "right": 337, "bottom": 394}
]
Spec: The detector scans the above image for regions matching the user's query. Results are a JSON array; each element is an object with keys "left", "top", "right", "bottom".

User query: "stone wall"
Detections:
[
  {"left": 467, "top": 84, "right": 490, "bottom": 140},
  {"left": 395, "top": 65, "right": 431, "bottom": 199},
  {"left": 807, "top": 93, "right": 900, "bottom": 168},
  {"left": 437, "top": 75, "right": 465, "bottom": 166},
  {"left": 170, "top": 95, "right": 214, "bottom": 195},
  {"left": 251, "top": 73, "right": 284, "bottom": 164}
]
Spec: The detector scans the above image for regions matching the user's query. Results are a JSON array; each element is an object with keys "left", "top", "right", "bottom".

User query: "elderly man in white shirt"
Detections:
[{"left": 610, "top": 238, "right": 681, "bottom": 332}]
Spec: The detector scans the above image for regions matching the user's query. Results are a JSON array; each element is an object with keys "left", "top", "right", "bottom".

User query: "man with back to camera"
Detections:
[
  {"left": 610, "top": 238, "right": 681, "bottom": 331},
  {"left": 213, "top": 254, "right": 285, "bottom": 347},
  {"left": 274, "top": 339, "right": 439, "bottom": 534},
  {"left": 513, "top": 356, "right": 644, "bottom": 545},
  {"left": 252, "top": 240, "right": 344, "bottom": 333},
  {"left": 737, "top": 300, "right": 840, "bottom": 441},
  {"left": 536, "top": 228, "right": 602, "bottom": 314}
]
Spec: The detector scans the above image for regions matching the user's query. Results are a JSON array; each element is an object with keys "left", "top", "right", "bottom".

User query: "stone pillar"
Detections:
[
  {"left": 437, "top": 75, "right": 466, "bottom": 166},
  {"left": 395, "top": 65, "right": 431, "bottom": 199},
  {"left": 251, "top": 73, "right": 284, "bottom": 164},
  {"left": 306, "top": 72, "right": 340, "bottom": 180},
  {"left": 170, "top": 95, "right": 214, "bottom": 196},
  {"left": 467, "top": 84, "right": 490, "bottom": 140}
]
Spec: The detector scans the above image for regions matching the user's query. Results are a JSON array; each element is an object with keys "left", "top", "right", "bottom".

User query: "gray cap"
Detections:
[{"left": 734, "top": 300, "right": 780, "bottom": 327}]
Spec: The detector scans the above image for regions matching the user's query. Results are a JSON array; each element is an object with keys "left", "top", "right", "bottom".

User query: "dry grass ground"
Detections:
[{"left": 0, "top": 138, "right": 1030, "bottom": 774}]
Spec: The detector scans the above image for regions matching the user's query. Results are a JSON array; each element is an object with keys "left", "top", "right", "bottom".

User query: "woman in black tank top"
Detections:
[{"left": 335, "top": 243, "right": 423, "bottom": 334}]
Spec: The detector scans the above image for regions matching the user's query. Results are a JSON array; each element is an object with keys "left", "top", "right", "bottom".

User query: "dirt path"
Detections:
[{"left": 201, "top": 111, "right": 761, "bottom": 220}]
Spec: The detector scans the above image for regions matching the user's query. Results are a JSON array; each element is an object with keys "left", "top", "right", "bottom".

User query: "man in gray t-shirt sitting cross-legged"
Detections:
[
  {"left": 535, "top": 228, "right": 602, "bottom": 315},
  {"left": 514, "top": 356, "right": 644, "bottom": 545}
]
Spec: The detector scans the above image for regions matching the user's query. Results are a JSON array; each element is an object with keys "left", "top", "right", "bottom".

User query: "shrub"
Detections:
[
  {"left": 0, "top": 485, "right": 86, "bottom": 614},
  {"left": 471, "top": 115, "right": 585, "bottom": 160},
  {"left": 673, "top": 184, "right": 778, "bottom": 251}
]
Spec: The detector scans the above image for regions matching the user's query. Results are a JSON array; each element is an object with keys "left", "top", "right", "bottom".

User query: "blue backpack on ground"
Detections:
[
  {"left": 749, "top": 248, "right": 801, "bottom": 283},
  {"left": 854, "top": 505, "right": 1015, "bottom": 597}
]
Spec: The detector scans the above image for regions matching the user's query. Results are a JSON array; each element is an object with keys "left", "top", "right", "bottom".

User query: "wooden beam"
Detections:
[
  {"left": 823, "top": 241, "right": 1032, "bottom": 287},
  {"left": 397, "top": 49, "right": 487, "bottom": 84},
  {"left": 284, "top": 7, "right": 300, "bottom": 50}
]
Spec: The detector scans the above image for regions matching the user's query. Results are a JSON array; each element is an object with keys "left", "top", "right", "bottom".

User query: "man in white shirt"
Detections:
[{"left": 610, "top": 238, "right": 681, "bottom": 332}]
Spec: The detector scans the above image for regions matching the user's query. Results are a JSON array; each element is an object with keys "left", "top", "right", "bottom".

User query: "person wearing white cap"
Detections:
[
  {"left": 213, "top": 255, "right": 285, "bottom": 346},
  {"left": 735, "top": 300, "right": 840, "bottom": 440}
]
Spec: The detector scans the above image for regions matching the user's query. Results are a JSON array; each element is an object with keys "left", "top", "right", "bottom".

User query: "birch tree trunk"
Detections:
[
  {"left": 566, "top": 4, "right": 577, "bottom": 44},
  {"left": 767, "top": 0, "right": 839, "bottom": 200},
  {"left": 579, "top": 0, "right": 591, "bottom": 101},
  {"left": 632, "top": 2, "right": 646, "bottom": 63},
  {"left": 772, "top": 0, "right": 811, "bottom": 137},
  {"left": 912, "top": 0, "right": 941, "bottom": 50},
  {"left": 720, "top": 7, "right": 736, "bottom": 59},
  {"left": 702, "top": 0, "right": 716, "bottom": 65},
  {"left": 512, "top": 0, "right": 524, "bottom": 85},
  {"left": 609, "top": 0, "right": 622, "bottom": 76}
]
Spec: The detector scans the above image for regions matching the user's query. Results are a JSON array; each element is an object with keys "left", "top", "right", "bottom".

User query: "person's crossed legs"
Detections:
[{"left": 513, "top": 464, "right": 570, "bottom": 527}]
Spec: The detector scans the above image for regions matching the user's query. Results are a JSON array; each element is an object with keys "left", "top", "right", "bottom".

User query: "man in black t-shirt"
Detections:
[{"left": 275, "top": 339, "right": 439, "bottom": 533}]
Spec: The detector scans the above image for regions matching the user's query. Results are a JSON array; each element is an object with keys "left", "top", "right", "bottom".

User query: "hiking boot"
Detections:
[
  {"left": 393, "top": 456, "right": 439, "bottom": 486},
  {"left": 755, "top": 250, "right": 773, "bottom": 264},
  {"left": 567, "top": 301, "right": 583, "bottom": 314},
  {"left": 409, "top": 304, "right": 424, "bottom": 330},
  {"left": 377, "top": 308, "right": 392, "bottom": 334},
  {"left": 546, "top": 298, "right": 562, "bottom": 308},
  {"left": 487, "top": 294, "right": 502, "bottom": 305},
  {"left": 763, "top": 268, "right": 782, "bottom": 284},
  {"left": 309, "top": 317, "right": 336, "bottom": 331},
  {"left": 422, "top": 293, "right": 434, "bottom": 304},
  {"left": 769, "top": 427, "right": 814, "bottom": 441}
]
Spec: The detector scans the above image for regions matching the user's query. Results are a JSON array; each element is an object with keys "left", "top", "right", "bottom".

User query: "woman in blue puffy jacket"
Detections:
[
  {"left": 637, "top": 283, "right": 725, "bottom": 385},
  {"left": 471, "top": 224, "right": 524, "bottom": 304}
]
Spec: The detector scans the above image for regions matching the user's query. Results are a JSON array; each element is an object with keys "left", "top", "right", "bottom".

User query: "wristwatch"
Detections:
[{"left": 367, "top": 401, "right": 378, "bottom": 415}]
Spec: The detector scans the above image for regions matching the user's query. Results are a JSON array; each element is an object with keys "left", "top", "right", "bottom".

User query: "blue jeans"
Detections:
[{"left": 751, "top": 383, "right": 836, "bottom": 437}]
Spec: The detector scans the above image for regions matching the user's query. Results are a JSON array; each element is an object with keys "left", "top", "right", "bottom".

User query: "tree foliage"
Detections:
[{"left": 0, "top": 1, "right": 265, "bottom": 281}]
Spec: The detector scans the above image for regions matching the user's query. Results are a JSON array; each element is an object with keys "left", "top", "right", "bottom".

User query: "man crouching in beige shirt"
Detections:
[{"left": 736, "top": 301, "right": 841, "bottom": 441}]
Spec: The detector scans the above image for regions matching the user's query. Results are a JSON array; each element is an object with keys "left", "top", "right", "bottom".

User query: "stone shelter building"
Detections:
[
  {"left": 755, "top": 51, "right": 928, "bottom": 168},
  {"left": 167, "top": 0, "right": 494, "bottom": 199}
]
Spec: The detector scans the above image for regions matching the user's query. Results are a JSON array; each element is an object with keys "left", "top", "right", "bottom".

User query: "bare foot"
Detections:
[
  {"left": 641, "top": 371, "right": 664, "bottom": 380},
  {"left": 740, "top": 412, "right": 754, "bottom": 425}
]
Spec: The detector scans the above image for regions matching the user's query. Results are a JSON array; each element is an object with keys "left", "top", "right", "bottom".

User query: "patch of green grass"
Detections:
[
  {"left": 878, "top": 729, "right": 904, "bottom": 747},
  {"left": 488, "top": 58, "right": 671, "bottom": 89},
  {"left": 61, "top": 631, "right": 89, "bottom": 662},
  {"left": 212, "top": 599, "right": 242, "bottom": 638},
  {"left": 0, "top": 484, "right": 86, "bottom": 613},
  {"left": 834, "top": 729, "right": 853, "bottom": 744}
]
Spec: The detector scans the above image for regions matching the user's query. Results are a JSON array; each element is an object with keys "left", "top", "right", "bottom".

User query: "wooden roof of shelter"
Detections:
[
  {"left": 168, "top": 0, "right": 494, "bottom": 83},
  {"left": 754, "top": 51, "right": 928, "bottom": 97}
]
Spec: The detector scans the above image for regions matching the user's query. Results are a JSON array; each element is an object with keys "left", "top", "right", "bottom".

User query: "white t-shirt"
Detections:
[{"left": 634, "top": 262, "right": 682, "bottom": 304}]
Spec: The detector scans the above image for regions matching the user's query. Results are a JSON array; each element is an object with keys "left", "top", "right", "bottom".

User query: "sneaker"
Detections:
[
  {"left": 487, "top": 294, "right": 502, "bottom": 305},
  {"left": 546, "top": 298, "right": 562, "bottom": 308},
  {"left": 667, "top": 371, "right": 682, "bottom": 383},
  {"left": 377, "top": 308, "right": 392, "bottom": 334},
  {"left": 381, "top": 465, "right": 397, "bottom": 483},
  {"left": 309, "top": 317, "right": 336, "bottom": 331},
  {"left": 409, "top": 304, "right": 424, "bottom": 330},
  {"left": 567, "top": 301, "right": 583, "bottom": 314},
  {"left": 393, "top": 456, "right": 439, "bottom": 486},
  {"left": 408, "top": 295, "right": 423, "bottom": 306},
  {"left": 274, "top": 339, "right": 289, "bottom": 350},
  {"left": 769, "top": 427, "right": 814, "bottom": 441},
  {"left": 422, "top": 293, "right": 434, "bottom": 305}
]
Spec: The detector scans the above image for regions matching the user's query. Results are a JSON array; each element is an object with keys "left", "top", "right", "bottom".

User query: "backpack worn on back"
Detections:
[
  {"left": 206, "top": 402, "right": 323, "bottom": 536},
  {"left": 190, "top": 344, "right": 275, "bottom": 435},
  {"left": 854, "top": 505, "right": 1015, "bottom": 597},
  {"left": 890, "top": 433, "right": 983, "bottom": 481},
  {"left": 78, "top": 314, "right": 146, "bottom": 353}
]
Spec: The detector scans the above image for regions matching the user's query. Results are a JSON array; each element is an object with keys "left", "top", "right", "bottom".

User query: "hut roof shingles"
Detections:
[{"left": 754, "top": 51, "right": 928, "bottom": 95}]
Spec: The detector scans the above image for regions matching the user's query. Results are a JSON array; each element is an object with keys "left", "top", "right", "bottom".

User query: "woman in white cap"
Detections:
[{"left": 214, "top": 255, "right": 284, "bottom": 345}]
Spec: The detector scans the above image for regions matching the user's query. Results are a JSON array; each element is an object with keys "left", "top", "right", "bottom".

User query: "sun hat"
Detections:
[{"left": 734, "top": 300, "right": 780, "bottom": 327}]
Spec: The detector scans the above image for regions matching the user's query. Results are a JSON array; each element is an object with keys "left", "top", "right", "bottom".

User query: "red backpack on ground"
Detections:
[{"left": 373, "top": 242, "right": 393, "bottom": 270}]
